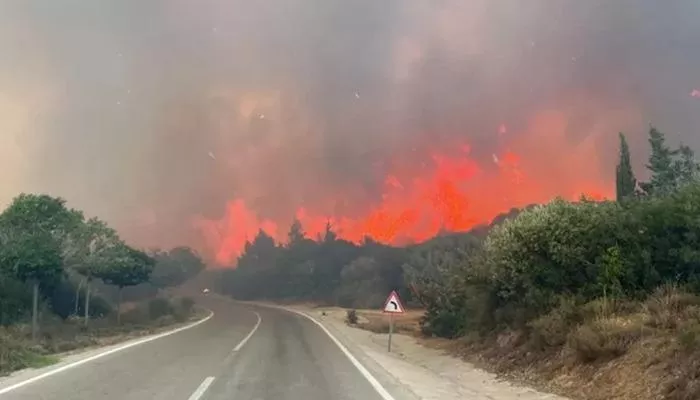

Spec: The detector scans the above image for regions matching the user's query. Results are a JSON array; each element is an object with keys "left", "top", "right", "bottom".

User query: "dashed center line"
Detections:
[{"left": 187, "top": 376, "right": 215, "bottom": 400}]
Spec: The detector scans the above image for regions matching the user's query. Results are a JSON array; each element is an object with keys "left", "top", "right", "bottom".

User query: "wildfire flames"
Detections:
[{"left": 195, "top": 109, "right": 614, "bottom": 266}]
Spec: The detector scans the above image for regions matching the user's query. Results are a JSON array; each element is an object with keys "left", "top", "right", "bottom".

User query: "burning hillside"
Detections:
[
  {"left": 3, "top": 1, "right": 698, "bottom": 262},
  {"left": 195, "top": 107, "right": 619, "bottom": 266}
]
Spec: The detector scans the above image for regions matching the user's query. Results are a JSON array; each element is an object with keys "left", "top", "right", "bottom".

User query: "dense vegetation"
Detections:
[
  {"left": 219, "top": 126, "right": 700, "bottom": 398},
  {"left": 0, "top": 194, "right": 206, "bottom": 374},
  {"left": 219, "top": 218, "right": 412, "bottom": 308}
]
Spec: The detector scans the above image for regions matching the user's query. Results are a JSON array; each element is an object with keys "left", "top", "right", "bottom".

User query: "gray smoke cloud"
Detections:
[{"left": 1, "top": 1, "right": 700, "bottom": 258}]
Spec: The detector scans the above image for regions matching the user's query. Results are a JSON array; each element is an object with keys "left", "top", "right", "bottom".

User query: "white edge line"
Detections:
[
  {"left": 187, "top": 376, "right": 215, "bottom": 400},
  {"left": 274, "top": 306, "right": 397, "bottom": 400},
  {"left": 0, "top": 310, "right": 214, "bottom": 395},
  {"left": 233, "top": 311, "right": 261, "bottom": 352}
]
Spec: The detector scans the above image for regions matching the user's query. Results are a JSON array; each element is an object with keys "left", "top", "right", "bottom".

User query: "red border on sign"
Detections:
[{"left": 382, "top": 290, "right": 405, "bottom": 314}]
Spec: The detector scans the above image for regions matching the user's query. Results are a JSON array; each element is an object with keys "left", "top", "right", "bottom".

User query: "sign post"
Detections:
[{"left": 382, "top": 290, "right": 405, "bottom": 352}]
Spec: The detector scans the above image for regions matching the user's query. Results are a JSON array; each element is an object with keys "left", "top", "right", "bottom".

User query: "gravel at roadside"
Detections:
[{"left": 291, "top": 306, "right": 569, "bottom": 400}]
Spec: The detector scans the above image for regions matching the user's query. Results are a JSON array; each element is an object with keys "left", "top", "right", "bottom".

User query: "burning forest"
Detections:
[{"left": 2, "top": 1, "right": 700, "bottom": 265}]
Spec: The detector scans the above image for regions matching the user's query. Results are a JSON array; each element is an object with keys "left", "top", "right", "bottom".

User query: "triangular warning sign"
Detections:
[{"left": 382, "top": 290, "right": 405, "bottom": 313}]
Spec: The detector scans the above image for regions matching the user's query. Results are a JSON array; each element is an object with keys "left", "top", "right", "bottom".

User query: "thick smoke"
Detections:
[{"left": 1, "top": 1, "right": 700, "bottom": 261}]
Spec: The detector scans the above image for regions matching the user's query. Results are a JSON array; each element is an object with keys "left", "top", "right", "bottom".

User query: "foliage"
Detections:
[
  {"left": 147, "top": 297, "right": 174, "bottom": 320},
  {"left": 412, "top": 125, "right": 700, "bottom": 341},
  {"left": 639, "top": 126, "right": 700, "bottom": 197},
  {"left": 0, "top": 273, "right": 32, "bottom": 325},
  {"left": 567, "top": 316, "right": 643, "bottom": 363},
  {"left": 98, "top": 244, "right": 154, "bottom": 289},
  {"left": 639, "top": 126, "right": 680, "bottom": 196},
  {"left": 149, "top": 246, "right": 205, "bottom": 289},
  {"left": 48, "top": 278, "right": 113, "bottom": 319},
  {"left": 0, "top": 192, "right": 193, "bottom": 332},
  {"left": 0, "top": 194, "right": 82, "bottom": 289},
  {"left": 616, "top": 132, "right": 637, "bottom": 201},
  {"left": 0, "top": 192, "right": 201, "bottom": 376},
  {"left": 63, "top": 217, "right": 121, "bottom": 279},
  {"left": 219, "top": 220, "right": 410, "bottom": 308},
  {"left": 0, "top": 327, "right": 56, "bottom": 375}
]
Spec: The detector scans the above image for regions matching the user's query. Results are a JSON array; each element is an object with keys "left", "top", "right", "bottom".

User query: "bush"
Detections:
[
  {"left": 48, "top": 279, "right": 113, "bottom": 319},
  {"left": 527, "top": 298, "right": 582, "bottom": 350},
  {"left": 148, "top": 298, "right": 174, "bottom": 320},
  {"left": 346, "top": 309, "right": 358, "bottom": 325},
  {"left": 0, "top": 327, "right": 53, "bottom": 375},
  {"left": 0, "top": 274, "right": 32, "bottom": 326},
  {"left": 567, "top": 316, "right": 643, "bottom": 363},
  {"left": 172, "top": 297, "right": 195, "bottom": 322},
  {"left": 485, "top": 199, "right": 631, "bottom": 321},
  {"left": 120, "top": 306, "right": 150, "bottom": 325},
  {"left": 643, "top": 284, "right": 700, "bottom": 330},
  {"left": 180, "top": 297, "right": 195, "bottom": 313}
]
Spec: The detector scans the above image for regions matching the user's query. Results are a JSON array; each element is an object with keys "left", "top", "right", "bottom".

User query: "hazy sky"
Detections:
[{"left": 2, "top": 1, "right": 700, "bottom": 258}]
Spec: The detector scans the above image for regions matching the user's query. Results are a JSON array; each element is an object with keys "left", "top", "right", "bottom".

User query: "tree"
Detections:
[
  {"left": 639, "top": 126, "right": 679, "bottom": 196},
  {"left": 0, "top": 271, "right": 32, "bottom": 325},
  {"left": 0, "top": 194, "right": 82, "bottom": 339},
  {"left": 99, "top": 245, "right": 154, "bottom": 324},
  {"left": 0, "top": 230, "right": 63, "bottom": 339},
  {"left": 616, "top": 133, "right": 637, "bottom": 201},
  {"left": 287, "top": 218, "right": 306, "bottom": 247},
  {"left": 322, "top": 220, "right": 337, "bottom": 243},
  {"left": 64, "top": 217, "right": 122, "bottom": 325},
  {"left": 150, "top": 246, "right": 206, "bottom": 289},
  {"left": 674, "top": 144, "right": 700, "bottom": 187}
]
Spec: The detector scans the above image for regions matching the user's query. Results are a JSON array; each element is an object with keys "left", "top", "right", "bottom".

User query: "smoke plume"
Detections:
[{"left": 1, "top": 1, "right": 700, "bottom": 264}]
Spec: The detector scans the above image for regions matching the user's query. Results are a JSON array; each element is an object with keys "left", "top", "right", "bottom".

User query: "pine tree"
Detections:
[
  {"left": 616, "top": 133, "right": 637, "bottom": 201},
  {"left": 639, "top": 126, "right": 678, "bottom": 197},
  {"left": 674, "top": 144, "right": 700, "bottom": 187},
  {"left": 287, "top": 219, "right": 306, "bottom": 247}
]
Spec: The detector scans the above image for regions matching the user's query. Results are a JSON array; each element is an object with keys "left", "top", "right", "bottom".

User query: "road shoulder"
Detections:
[
  {"left": 285, "top": 305, "right": 569, "bottom": 400},
  {"left": 0, "top": 310, "right": 213, "bottom": 395}
]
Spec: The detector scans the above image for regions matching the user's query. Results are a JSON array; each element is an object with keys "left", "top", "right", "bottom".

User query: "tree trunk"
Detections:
[
  {"left": 74, "top": 278, "right": 84, "bottom": 316},
  {"left": 31, "top": 281, "right": 39, "bottom": 341},
  {"left": 117, "top": 286, "right": 122, "bottom": 325},
  {"left": 84, "top": 278, "right": 91, "bottom": 327}
]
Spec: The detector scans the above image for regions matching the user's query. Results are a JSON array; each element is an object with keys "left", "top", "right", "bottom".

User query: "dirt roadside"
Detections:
[{"left": 288, "top": 305, "right": 569, "bottom": 400}]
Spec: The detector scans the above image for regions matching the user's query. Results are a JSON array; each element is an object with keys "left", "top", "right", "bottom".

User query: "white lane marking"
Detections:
[
  {"left": 280, "top": 307, "right": 397, "bottom": 400},
  {"left": 0, "top": 311, "right": 214, "bottom": 395},
  {"left": 233, "top": 311, "right": 261, "bottom": 352},
  {"left": 187, "top": 376, "right": 215, "bottom": 400}
]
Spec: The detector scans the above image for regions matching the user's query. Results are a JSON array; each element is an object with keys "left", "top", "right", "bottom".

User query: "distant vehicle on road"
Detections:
[{"left": 202, "top": 288, "right": 210, "bottom": 294}]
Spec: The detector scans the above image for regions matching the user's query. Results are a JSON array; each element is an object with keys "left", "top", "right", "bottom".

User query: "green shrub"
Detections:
[
  {"left": 120, "top": 305, "right": 150, "bottom": 325},
  {"left": 171, "top": 297, "right": 195, "bottom": 322},
  {"left": 0, "top": 327, "right": 54, "bottom": 375},
  {"left": 155, "top": 315, "right": 176, "bottom": 327},
  {"left": 0, "top": 274, "right": 32, "bottom": 326},
  {"left": 148, "top": 298, "right": 174, "bottom": 320},
  {"left": 179, "top": 297, "right": 195, "bottom": 313}
]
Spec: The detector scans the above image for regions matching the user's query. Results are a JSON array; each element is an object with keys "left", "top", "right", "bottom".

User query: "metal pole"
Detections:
[{"left": 388, "top": 313, "right": 394, "bottom": 352}]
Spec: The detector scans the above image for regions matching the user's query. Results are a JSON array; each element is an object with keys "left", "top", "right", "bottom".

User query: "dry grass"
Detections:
[
  {"left": 289, "top": 290, "right": 700, "bottom": 400},
  {"left": 567, "top": 314, "right": 645, "bottom": 363},
  {"left": 0, "top": 295, "right": 202, "bottom": 376},
  {"left": 446, "top": 287, "right": 700, "bottom": 400},
  {"left": 352, "top": 309, "right": 423, "bottom": 335},
  {"left": 331, "top": 286, "right": 700, "bottom": 400}
]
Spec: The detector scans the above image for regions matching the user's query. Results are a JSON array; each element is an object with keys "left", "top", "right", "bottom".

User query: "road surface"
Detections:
[{"left": 0, "top": 296, "right": 392, "bottom": 400}]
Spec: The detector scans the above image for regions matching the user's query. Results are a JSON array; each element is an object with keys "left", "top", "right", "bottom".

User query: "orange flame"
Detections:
[{"left": 196, "top": 111, "right": 615, "bottom": 265}]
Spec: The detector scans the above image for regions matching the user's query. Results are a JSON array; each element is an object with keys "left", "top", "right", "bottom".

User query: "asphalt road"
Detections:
[{"left": 0, "top": 296, "right": 390, "bottom": 400}]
